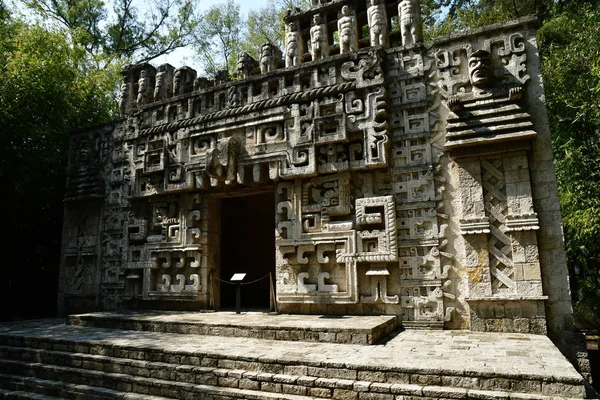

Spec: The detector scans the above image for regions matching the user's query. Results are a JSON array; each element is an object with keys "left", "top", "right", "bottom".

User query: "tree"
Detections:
[
  {"left": 191, "top": 0, "right": 310, "bottom": 77},
  {"left": 193, "top": 0, "right": 243, "bottom": 75},
  {"left": 420, "top": 0, "right": 556, "bottom": 39},
  {"left": 0, "top": 13, "right": 117, "bottom": 320},
  {"left": 22, "top": 0, "right": 200, "bottom": 65},
  {"left": 1, "top": 0, "right": 204, "bottom": 321},
  {"left": 538, "top": 3, "right": 600, "bottom": 327},
  {"left": 243, "top": 0, "right": 308, "bottom": 60},
  {"left": 245, "top": 0, "right": 286, "bottom": 54}
]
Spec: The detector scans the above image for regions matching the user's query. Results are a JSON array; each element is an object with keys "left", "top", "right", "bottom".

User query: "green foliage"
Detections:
[
  {"left": 244, "top": 0, "right": 287, "bottom": 57},
  {"left": 243, "top": 0, "right": 309, "bottom": 60},
  {"left": 539, "top": 4, "right": 600, "bottom": 327},
  {"left": 0, "top": 0, "right": 202, "bottom": 320},
  {"left": 0, "top": 20, "right": 117, "bottom": 192},
  {"left": 23, "top": 0, "right": 200, "bottom": 64},
  {"left": 421, "top": 0, "right": 555, "bottom": 40},
  {"left": 193, "top": 0, "right": 243, "bottom": 75},
  {"left": 192, "top": 0, "right": 310, "bottom": 76},
  {"left": 0, "top": 15, "right": 118, "bottom": 319}
]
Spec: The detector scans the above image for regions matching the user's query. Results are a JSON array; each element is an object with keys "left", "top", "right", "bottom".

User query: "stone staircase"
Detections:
[
  {"left": 65, "top": 311, "right": 398, "bottom": 345},
  {"left": 0, "top": 315, "right": 587, "bottom": 400}
]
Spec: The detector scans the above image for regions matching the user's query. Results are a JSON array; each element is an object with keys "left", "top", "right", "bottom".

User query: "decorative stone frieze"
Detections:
[{"left": 60, "top": 1, "right": 573, "bottom": 338}]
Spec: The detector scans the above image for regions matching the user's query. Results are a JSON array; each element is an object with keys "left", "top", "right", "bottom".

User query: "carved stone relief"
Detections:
[{"left": 60, "top": 2, "right": 568, "bottom": 336}]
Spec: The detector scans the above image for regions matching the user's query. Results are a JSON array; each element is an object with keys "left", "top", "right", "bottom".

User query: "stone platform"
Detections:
[
  {"left": 0, "top": 315, "right": 587, "bottom": 399},
  {"left": 66, "top": 311, "right": 397, "bottom": 345}
]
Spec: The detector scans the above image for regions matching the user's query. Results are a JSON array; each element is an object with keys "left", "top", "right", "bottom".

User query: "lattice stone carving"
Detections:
[
  {"left": 454, "top": 153, "right": 544, "bottom": 301},
  {"left": 482, "top": 158, "right": 515, "bottom": 294}
]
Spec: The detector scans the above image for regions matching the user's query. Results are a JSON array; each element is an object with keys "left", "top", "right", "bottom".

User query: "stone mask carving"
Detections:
[{"left": 468, "top": 50, "right": 494, "bottom": 88}]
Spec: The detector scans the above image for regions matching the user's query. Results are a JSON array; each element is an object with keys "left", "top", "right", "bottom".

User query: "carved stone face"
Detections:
[
  {"left": 288, "top": 22, "right": 296, "bottom": 32},
  {"left": 341, "top": 5, "right": 350, "bottom": 16},
  {"left": 174, "top": 70, "right": 182, "bottom": 89},
  {"left": 468, "top": 50, "right": 493, "bottom": 88},
  {"left": 313, "top": 14, "right": 321, "bottom": 25},
  {"left": 78, "top": 141, "right": 92, "bottom": 164}
]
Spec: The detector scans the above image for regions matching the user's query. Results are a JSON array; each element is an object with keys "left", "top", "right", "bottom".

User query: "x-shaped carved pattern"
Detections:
[{"left": 482, "top": 159, "right": 515, "bottom": 293}]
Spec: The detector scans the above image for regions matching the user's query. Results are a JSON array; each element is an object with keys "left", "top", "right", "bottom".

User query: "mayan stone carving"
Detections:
[
  {"left": 367, "top": 0, "right": 389, "bottom": 48},
  {"left": 60, "top": 0, "right": 574, "bottom": 337},
  {"left": 310, "top": 14, "right": 329, "bottom": 60},
  {"left": 398, "top": 0, "right": 422, "bottom": 46},
  {"left": 285, "top": 21, "right": 304, "bottom": 67},
  {"left": 338, "top": 5, "right": 358, "bottom": 54},
  {"left": 260, "top": 44, "right": 283, "bottom": 74}
]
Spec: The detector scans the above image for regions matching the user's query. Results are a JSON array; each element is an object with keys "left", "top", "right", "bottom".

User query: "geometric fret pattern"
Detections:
[{"left": 482, "top": 159, "right": 516, "bottom": 294}]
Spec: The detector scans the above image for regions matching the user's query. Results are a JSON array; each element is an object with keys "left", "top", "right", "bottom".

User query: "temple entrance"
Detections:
[{"left": 219, "top": 191, "right": 275, "bottom": 310}]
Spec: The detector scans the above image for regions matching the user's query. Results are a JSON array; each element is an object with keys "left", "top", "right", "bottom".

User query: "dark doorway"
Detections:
[{"left": 220, "top": 192, "right": 275, "bottom": 310}]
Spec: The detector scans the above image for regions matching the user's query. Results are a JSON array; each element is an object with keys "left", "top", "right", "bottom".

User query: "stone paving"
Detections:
[
  {"left": 66, "top": 311, "right": 398, "bottom": 345},
  {"left": 0, "top": 315, "right": 583, "bottom": 384},
  {"left": 68, "top": 311, "right": 395, "bottom": 330}
]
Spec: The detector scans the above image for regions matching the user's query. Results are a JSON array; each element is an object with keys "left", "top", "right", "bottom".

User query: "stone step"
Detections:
[
  {"left": 66, "top": 311, "right": 398, "bottom": 345},
  {"left": 0, "top": 345, "right": 585, "bottom": 400},
  {"left": 0, "top": 360, "right": 330, "bottom": 400},
  {"left": 0, "top": 373, "right": 171, "bottom": 400},
  {"left": 0, "top": 319, "right": 587, "bottom": 399},
  {"left": 0, "top": 348, "right": 487, "bottom": 399},
  {"left": 4, "top": 391, "right": 63, "bottom": 400},
  {"left": 0, "top": 332, "right": 585, "bottom": 399},
  {"left": 0, "top": 365, "right": 584, "bottom": 400},
  {"left": 0, "top": 347, "right": 220, "bottom": 386},
  {"left": 0, "top": 356, "right": 468, "bottom": 399}
]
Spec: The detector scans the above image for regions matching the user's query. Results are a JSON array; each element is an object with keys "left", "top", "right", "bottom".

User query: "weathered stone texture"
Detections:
[{"left": 60, "top": 0, "right": 574, "bottom": 347}]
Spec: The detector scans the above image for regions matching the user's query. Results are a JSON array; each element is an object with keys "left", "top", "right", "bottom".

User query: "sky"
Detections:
[
  {"left": 154, "top": 0, "right": 272, "bottom": 71},
  {"left": 9, "top": 0, "right": 272, "bottom": 72}
]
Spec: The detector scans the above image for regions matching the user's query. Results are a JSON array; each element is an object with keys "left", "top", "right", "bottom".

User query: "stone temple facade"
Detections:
[{"left": 59, "top": 0, "right": 575, "bottom": 342}]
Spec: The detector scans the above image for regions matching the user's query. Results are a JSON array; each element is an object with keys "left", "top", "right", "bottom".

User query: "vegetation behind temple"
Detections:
[{"left": 1, "top": 0, "right": 599, "bottom": 327}]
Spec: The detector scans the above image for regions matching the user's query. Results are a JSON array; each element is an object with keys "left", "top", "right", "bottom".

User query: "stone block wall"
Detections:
[{"left": 58, "top": 0, "right": 574, "bottom": 337}]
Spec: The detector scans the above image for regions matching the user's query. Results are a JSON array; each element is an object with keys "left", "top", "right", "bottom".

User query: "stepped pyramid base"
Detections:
[
  {"left": 0, "top": 315, "right": 587, "bottom": 399},
  {"left": 66, "top": 311, "right": 397, "bottom": 345}
]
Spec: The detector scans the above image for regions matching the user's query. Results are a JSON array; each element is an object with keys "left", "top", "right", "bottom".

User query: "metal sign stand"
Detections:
[{"left": 230, "top": 273, "right": 246, "bottom": 314}]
